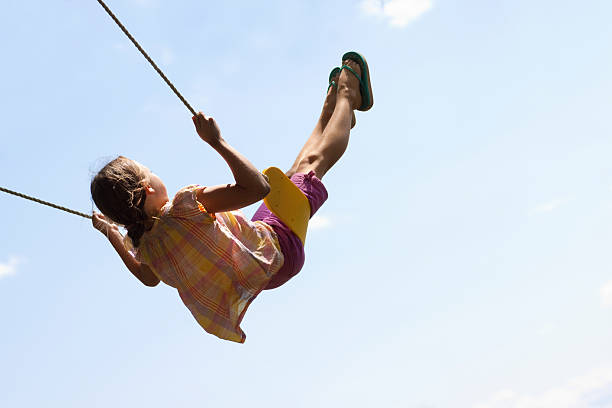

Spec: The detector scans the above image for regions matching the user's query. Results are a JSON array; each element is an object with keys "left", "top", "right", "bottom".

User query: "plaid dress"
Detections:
[{"left": 134, "top": 185, "right": 284, "bottom": 343}]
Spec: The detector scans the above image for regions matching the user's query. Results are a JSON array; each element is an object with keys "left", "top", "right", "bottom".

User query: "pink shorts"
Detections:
[{"left": 251, "top": 171, "right": 328, "bottom": 289}]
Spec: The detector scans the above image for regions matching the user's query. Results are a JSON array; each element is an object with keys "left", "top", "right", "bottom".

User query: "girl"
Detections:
[{"left": 91, "top": 52, "right": 373, "bottom": 343}]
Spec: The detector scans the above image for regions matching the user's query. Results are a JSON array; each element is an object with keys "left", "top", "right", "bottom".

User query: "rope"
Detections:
[
  {"left": 95, "top": 0, "right": 197, "bottom": 116},
  {"left": 0, "top": 187, "right": 92, "bottom": 220},
  {"left": 1, "top": 2, "right": 197, "bottom": 220}
]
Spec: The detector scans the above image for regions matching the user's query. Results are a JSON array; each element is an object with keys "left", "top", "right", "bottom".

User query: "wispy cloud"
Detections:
[
  {"left": 529, "top": 199, "right": 565, "bottom": 216},
  {"left": 360, "top": 0, "right": 433, "bottom": 28},
  {"left": 601, "top": 281, "right": 612, "bottom": 308},
  {"left": 0, "top": 256, "right": 21, "bottom": 279},
  {"left": 309, "top": 215, "right": 332, "bottom": 230},
  {"left": 473, "top": 365, "right": 612, "bottom": 408}
]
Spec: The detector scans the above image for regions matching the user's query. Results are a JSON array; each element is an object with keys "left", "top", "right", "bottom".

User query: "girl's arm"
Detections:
[
  {"left": 192, "top": 112, "right": 270, "bottom": 213},
  {"left": 92, "top": 213, "right": 160, "bottom": 287}
]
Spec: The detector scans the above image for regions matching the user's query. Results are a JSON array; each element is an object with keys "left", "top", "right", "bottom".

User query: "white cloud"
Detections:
[
  {"left": 473, "top": 365, "right": 612, "bottom": 408},
  {"left": 601, "top": 281, "right": 612, "bottom": 308},
  {"left": 309, "top": 215, "right": 332, "bottom": 230},
  {"left": 529, "top": 199, "right": 565, "bottom": 216},
  {"left": 0, "top": 256, "right": 21, "bottom": 279},
  {"left": 361, "top": 0, "right": 433, "bottom": 28}
]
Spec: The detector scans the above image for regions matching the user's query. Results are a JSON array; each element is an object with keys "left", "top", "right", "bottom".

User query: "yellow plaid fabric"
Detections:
[{"left": 135, "top": 185, "right": 284, "bottom": 343}]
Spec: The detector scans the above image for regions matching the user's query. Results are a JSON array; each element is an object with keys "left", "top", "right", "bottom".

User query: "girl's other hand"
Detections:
[
  {"left": 92, "top": 212, "right": 118, "bottom": 235},
  {"left": 193, "top": 112, "right": 223, "bottom": 146}
]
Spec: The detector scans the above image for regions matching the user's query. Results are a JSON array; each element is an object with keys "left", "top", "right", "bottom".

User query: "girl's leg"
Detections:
[
  {"left": 290, "top": 59, "right": 362, "bottom": 179},
  {"left": 285, "top": 74, "right": 339, "bottom": 178}
]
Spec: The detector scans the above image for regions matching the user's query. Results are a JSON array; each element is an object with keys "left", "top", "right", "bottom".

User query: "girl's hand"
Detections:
[
  {"left": 92, "top": 212, "right": 118, "bottom": 236},
  {"left": 193, "top": 112, "right": 223, "bottom": 146}
]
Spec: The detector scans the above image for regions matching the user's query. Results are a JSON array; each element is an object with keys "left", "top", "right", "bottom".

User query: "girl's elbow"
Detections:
[
  {"left": 143, "top": 278, "right": 160, "bottom": 287},
  {"left": 259, "top": 180, "right": 271, "bottom": 198},
  {"left": 137, "top": 265, "right": 160, "bottom": 287},
  {"left": 251, "top": 176, "right": 270, "bottom": 199}
]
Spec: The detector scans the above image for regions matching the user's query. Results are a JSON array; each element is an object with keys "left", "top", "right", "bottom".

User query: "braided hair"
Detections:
[{"left": 91, "top": 156, "right": 151, "bottom": 247}]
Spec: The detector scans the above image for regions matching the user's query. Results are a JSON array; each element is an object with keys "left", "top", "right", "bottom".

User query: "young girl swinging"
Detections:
[{"left": 91, "top": 52, "right": 373, "bottom": 342}]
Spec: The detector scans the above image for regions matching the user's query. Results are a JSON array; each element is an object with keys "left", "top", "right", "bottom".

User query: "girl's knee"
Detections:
[
  {"left": 302, "top": 152, "right": 322, "bottom": 166},
  {"left": 295, "top": 153, "right": 327, "bottom": 178}
]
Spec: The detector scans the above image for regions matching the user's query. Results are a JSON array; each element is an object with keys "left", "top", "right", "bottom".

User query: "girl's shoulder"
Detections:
[
  {"left": 171, "top": 184, "right": 202, "bottom": 206},
  {"left": 176, "top": 184, "right": 201, "bottom": 195},
  {"left": 166, "top": 185, "right": 214, "bottom": 221}
]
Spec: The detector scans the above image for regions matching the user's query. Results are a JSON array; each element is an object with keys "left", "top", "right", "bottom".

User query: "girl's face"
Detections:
[{"left": 138, "top": 164, "right": 169, "bottom": 216}]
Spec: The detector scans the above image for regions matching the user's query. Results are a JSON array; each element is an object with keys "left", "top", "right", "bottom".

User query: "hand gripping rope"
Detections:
[
  {"left": 2, "top": 1, "right": 312, "bottom": 243},
  {"left": 1, "top": 0, "right": 197, "bottom": 219},
  {"left": 95, "top": 0, "right": 196, "bottom": 116},
  {"left": 0, "top": 187, "right": 92, "bottom": 220}
]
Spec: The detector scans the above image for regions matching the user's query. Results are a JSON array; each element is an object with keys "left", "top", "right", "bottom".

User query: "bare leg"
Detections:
[
  {"left": 289, "top": 59, "right": 362, "bottom": 179},
  {"left": 285, "top": 74, "right": 339, "bottom": 178}
]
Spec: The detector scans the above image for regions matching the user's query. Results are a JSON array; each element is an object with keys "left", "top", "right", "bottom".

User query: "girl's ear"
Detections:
[{"left": 145, "top": 185, "right": 155, "bottom": 195}]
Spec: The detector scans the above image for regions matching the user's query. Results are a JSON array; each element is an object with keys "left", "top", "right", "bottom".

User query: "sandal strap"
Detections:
[
  {"left": 327, "top": 67, "right": 341, "bottom": 92},
  {"left": 341, "top": 64, "right": 366, "bottom": 91}
]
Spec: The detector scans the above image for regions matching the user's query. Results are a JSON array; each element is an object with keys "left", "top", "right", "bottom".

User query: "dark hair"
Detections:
[{"left": 91, "top": 156, "right": 150, "bottom": 247}]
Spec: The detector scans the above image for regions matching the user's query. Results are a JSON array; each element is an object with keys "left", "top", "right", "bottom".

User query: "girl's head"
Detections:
[{"left": 91, "top": 156, "right": 168, "bottom": 247}]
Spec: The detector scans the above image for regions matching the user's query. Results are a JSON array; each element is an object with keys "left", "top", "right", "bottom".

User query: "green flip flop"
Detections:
[
  {"left": 328, "top": 67, "right": 341, "bottom": 92},
  {"left": 327, "top": 67, "right": 356, "bottom": 128},
  {"left": 340, "top": 51, "right": 374, "bottom": 111}
]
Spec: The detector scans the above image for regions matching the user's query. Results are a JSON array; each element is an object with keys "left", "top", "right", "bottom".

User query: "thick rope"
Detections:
[
  {"left": 95, "top": 0, "right": 197, "bottom": 116},
  {"left": 0, "top": 187, "right": 92, "bottom": 220},
  {"left": 0, "top": 2, "right": 197, "bottom": 220}
]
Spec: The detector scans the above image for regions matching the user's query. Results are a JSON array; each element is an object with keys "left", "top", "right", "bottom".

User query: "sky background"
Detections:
[{"left": 1, "top": 0, "right": 612, "bottom": 407}]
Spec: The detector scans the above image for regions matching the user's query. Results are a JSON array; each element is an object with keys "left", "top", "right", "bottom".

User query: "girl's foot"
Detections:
[
  {"left": 322, "top": 71, "right": 339, "bottom": 119},
  {"left": 337, "top": 59, "right": 363, "bottom": 111},
  {"left": 328, "top": 68, "right": 356, "bottom": 128},
  {"left": 341, "top": 52, "right": 374, "bottom": 111}
]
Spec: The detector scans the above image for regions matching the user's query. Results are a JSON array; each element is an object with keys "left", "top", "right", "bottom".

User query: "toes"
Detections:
[
  {"left": 339, "top": 60, "right": 362, "bottom": 86},
  {"left": 343, "top": 59, "right": 362, "bottom": 76}
]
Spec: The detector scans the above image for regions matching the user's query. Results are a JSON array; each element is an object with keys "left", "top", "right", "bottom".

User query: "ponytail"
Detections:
[{"left": 91, "top": 156, "right": 151, "bottom": 247}]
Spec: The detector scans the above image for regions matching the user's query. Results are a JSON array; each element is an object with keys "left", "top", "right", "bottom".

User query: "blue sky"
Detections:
[{"left": 1, "top": 1, "right": 612, "bottom": 407}]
